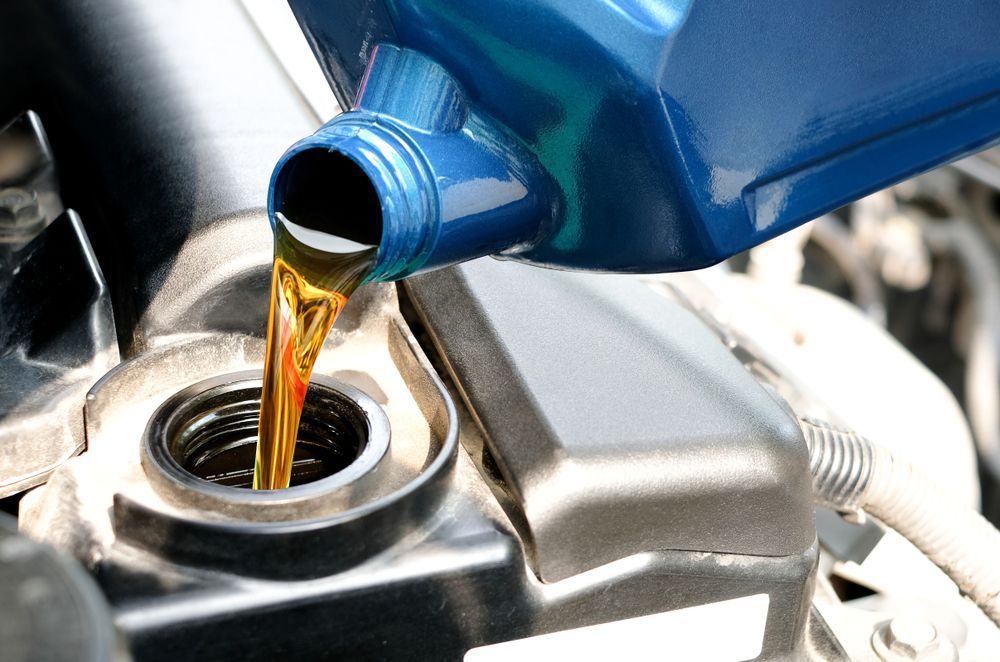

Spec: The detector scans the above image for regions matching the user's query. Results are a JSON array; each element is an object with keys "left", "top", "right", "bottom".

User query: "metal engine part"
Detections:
[
  {"left": 0, "top": 513, "right": 120, "bottom": 662},
  {"left": 404, "top": 259, "right": 816, "bottom": 582},
  {"left": 0, "top": 0, "right": 318, "bottom": 353},
  {"left": 0, "top": 111, "right": 119, "bottom": 497},
  {"left": 17, "top": 266, "right": 819, "bottom": 660}
]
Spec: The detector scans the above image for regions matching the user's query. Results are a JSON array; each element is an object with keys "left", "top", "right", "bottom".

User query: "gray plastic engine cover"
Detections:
[{"left": 406, "top": 259, "right": 815, "bottom": 582}]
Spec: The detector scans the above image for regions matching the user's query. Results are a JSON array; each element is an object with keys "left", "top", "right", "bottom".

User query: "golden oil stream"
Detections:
[{"left": 253, "top": 217, "right": 376, "bottom": 490}]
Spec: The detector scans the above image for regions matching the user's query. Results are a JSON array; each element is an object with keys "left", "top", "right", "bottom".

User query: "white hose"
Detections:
[{"left": 801, "top": 418, "right": 1000, "bottom": 626}]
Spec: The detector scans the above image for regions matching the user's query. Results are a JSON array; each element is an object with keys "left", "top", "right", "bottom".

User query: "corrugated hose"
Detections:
[{"left": 800, "top": 417, "right": 1000, "bottom": 627}]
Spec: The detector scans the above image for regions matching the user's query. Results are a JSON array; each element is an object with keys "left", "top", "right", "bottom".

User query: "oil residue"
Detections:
[{"left": 253, "top": 213, "right": 376, "bottom": 490}]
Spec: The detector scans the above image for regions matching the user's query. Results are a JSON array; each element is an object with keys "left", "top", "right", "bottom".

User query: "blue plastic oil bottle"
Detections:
[{"left": 270, "top": 0, "right": 1000, "bottom": 281}]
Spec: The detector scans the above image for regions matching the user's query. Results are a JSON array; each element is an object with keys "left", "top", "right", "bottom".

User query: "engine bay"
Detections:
[{"left": 2, "top": 2, "right": 999, "bottom": 660}]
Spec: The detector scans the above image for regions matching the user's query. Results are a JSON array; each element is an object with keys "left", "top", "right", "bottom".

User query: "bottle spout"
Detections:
[
  {"left": 268, "top": 45, "right": 552, "bottom": 282},
  {"left": 270, "top": 147, "right": 384, "bottom": 250}
]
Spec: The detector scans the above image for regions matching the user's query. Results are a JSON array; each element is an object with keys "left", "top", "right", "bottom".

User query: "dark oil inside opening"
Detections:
[
  {"left": 185, "top": 434, "right": 355, "bottom": 489},
  {"left": 168, "top": 385, "right": 368, "bottom": 490}
]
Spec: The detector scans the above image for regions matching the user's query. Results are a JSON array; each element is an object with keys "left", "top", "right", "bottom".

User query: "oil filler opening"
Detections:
[
  {"left": 173, "top": 391, "right": 365, "bottom": 489},
  {"left": 273, "top": 148, "right": 383, "bottom": 247},
  {"left": 144, "top": 372, "right": 387, "bottom": 498}
]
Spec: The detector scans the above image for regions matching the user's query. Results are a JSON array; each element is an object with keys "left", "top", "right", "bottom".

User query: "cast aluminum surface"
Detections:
[
  {"left": 19, "top": 285, "right": 439, "bottom": 562},
  {"left": 0, "top": 514, "right": 118, "bottom": 662},
  {"left": 20, "top": 285, "right": 817, "bottom": 660},
  {"left": 405, "top": 257, "right": 815, "bottom": 582},
  {"left": 0, "top": 208, "right": 118, "bottom": 496},
  {"left": 0, "top": 111, "right": 119, "bottom": 496},
  {"left": 0, "top": 111, "right": 62, "bottom": 242}
]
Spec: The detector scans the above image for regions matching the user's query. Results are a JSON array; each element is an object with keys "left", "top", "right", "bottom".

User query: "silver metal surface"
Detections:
[
  {"left": 406, "top": 258, "right": 816, "bottom": 582},
  {"left": 0, "top": 111, "right": 61, "bottom": 245},
  {"left": 0, "top": 111, "right": 118, "bottom": 496},
  {"left": 18, "top": 277, "right": 819, "bottom": 659},
  {"left": 0, "top": 513, "right": 119, "bottom": 662},
  {"left": 871, "top": 616, "right": 958, "bottom": 661},
  {"left": 19, "top": 284, "right": 445, "bottom": 559},
  {"left": 140, "top": 372, "right": 392, "bottom": 520},
  {"left": 0, "top": 209, "right": 118, "bottom": 497}
]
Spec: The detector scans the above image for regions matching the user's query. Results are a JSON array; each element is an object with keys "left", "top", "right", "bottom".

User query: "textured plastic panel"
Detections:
[
  {"left": 288, "top": 0, "right": 1000, "bottom": 272},
  {"left": 406, "top": 258, "right": 815, "bottom": 581}
]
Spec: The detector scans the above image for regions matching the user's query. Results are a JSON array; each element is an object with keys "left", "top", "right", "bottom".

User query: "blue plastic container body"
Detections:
[{"left": 275, "top": 0, "right": 1000, "bottom": 279}]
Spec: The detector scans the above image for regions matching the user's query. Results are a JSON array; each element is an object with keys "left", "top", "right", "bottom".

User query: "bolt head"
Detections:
[
  {"left": 885, "top": 617, "right": 937, "bottom": 655},
  {"left": 872, "top": 616, "right": 958, "bottom": 661},
  {"left": 0, "top": 187, "right": 40, "bottom": 226}
]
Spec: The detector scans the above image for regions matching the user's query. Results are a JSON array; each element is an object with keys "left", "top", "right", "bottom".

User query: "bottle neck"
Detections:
[
  {"left": 268, "top": 115, "right": 438, "bottom": 282},
  {"left": 268, "top": 46, "right": 552, "bottom": 281}
]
